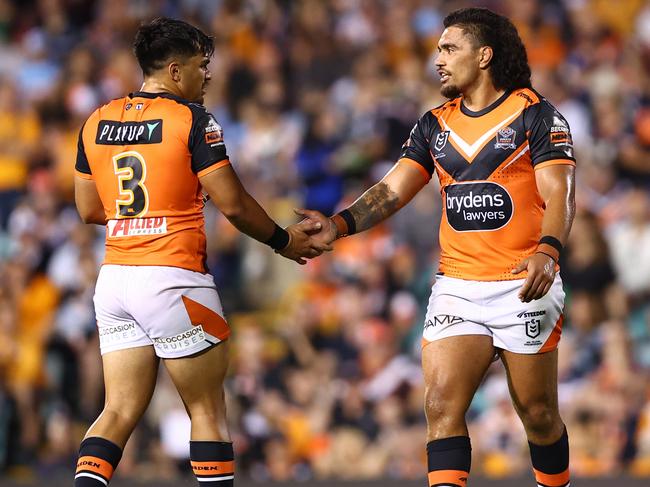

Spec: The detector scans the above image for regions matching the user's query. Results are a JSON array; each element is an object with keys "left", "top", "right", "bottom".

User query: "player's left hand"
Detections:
[
  {"left": 511, "top": 252, "right": 556, "bottom": 302},
  {"left": 278, "top": 219, "right": 333, "bottom": 265}
]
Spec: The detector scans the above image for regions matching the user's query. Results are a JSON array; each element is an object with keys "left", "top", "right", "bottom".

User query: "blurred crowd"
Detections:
[{"left": 0, "top": 0, "right": 650, "bottom": 482}]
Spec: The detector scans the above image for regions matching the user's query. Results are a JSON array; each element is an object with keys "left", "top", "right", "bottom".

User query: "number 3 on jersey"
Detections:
[{"left": 113, "top": 151, "right": 149, "bottom": 218}]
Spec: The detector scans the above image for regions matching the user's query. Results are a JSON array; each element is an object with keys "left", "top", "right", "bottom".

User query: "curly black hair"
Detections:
[
  {"left": 133, "top": 17, "right": 214, "bottom": 76},
  {"left": 443, "top": 8, "right": 531, "bottom": 91}
]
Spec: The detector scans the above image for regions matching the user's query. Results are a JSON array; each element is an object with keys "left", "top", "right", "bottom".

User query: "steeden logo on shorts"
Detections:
[{"left": 445, "top": 181, "right": 514, "bottom": 232}]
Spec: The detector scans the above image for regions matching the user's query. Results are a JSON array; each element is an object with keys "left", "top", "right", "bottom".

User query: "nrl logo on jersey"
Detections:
[
  {"left": 494, "top": 126, "right": 516, "bottom": 150},
  {"left": 434, "top": 131, "right": 450, "bottom": 152}
]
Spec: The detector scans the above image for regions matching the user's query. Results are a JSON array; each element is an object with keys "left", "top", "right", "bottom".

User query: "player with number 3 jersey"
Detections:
[{"left": 72, "top": 17, "right": 329, "bottom": 487}]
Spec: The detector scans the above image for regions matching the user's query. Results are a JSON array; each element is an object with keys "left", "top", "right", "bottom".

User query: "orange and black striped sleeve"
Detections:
[
  {"left": 399, "top": 111, "right": 436, "bottom": 179},
  {"left": 524, "top": 97, "right": 576, "bottom": 168},
  {"left": 188, "top": 105, "right": 230, "bottom": 178}
]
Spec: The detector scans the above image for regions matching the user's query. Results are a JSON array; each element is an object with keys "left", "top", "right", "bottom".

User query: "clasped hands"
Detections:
[{"left": 275, "top": 209, "right": 339, "bottom": 265}]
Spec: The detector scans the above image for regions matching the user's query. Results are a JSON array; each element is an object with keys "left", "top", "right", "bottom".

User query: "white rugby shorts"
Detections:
[
  {"left": 422, "top": 274, "right": 565, "bottom": 354},
  {"left": 94, "top": 265, "right": 230, "bottom": 358}
]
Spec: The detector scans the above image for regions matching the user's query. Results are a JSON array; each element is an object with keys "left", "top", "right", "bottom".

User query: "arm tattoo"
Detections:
[{"left": 348, "top": 182, "right": 400, "bottom": 233}]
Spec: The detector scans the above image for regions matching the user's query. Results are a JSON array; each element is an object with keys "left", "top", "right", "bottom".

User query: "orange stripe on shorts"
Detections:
[
  {"left": 539, "top": 314, "right": 563, "bottom": 353},
  {"left": 190, "top": 460, "right": 235, "bottom": 475},
  {"left": 427, "top": 469, "right": 468, "bottom": 487},
  {"left": 76, "top": 456, "right": 114, "bottom": 479},
  {"left": 182, "top": 295, "right": 230, "bottom": 340},
  {"left": 533, "top": 467, "right": 570, "bottom": 486}
]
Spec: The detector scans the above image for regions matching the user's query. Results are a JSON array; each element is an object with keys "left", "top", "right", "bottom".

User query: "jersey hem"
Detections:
[{"left": 102, "top": 260, "right": 208, "bottom": 274}]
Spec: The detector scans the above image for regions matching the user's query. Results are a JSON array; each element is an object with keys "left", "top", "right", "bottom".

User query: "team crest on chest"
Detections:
[
  {"left": 435, "top": 131, "right": 450, "bottom": 152},
  {"left": 494, "top": 126, "right": 516, "bottom": 150}
]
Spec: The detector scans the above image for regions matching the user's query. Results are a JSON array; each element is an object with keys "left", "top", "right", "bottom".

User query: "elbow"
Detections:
[
  {"left": 77, "top": 209, "right": 104, "bottom": 225},
  {"left": 219, "top": 202, "right": 245, "bottom": 222},
  {"left": 77, "top": 210, "right": 93, "bottom": 224}
]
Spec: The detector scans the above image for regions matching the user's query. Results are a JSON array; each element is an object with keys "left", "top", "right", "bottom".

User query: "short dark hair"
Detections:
[
  {"left": 443, "top": 8, "right": 531, "bottom": 91},
  {"left": 133, "top": 17, "right": 214, "bottom": 76}
]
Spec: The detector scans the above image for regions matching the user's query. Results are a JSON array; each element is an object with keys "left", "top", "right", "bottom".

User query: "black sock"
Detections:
[
  {"left": 529, "top": 427, "right": 570, "bottom": 487},
  {"left": 426, "top": 436, "right": 471, "bottom": 487},
  {"left": 74, "top": 437, "right": 122, "bottom": 486},
  {"left": 190, "top": 441, "right": 234, "bottom": 486}
]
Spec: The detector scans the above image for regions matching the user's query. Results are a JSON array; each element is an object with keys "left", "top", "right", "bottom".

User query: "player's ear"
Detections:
[
  {"left": 169, "top": 61, "right": 181, "bottom": 82},
  {"left": 478, "top": 46, "right": 493, "bottom": 69}
]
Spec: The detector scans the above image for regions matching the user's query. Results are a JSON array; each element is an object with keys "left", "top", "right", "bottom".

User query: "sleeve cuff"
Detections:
[
  {"left": 197, "top": 159, "right": 231, "bottom": 178},
  {"left": 534, "top": 159, "right": 576, "bottom": 170},
  {"left": 398, "top": 158, "right": 432, "bottom": 182},
  {"left": 75, "top": 170, "right": 93, "bottom": 180}
]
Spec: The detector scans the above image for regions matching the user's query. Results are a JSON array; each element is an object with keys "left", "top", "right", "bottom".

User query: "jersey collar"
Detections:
[
  {"left": 460, "top": 90, "right": 511, "bottom": 118},
  {"left": 128, "top": 91, "right": 187, "bottom": 103}
]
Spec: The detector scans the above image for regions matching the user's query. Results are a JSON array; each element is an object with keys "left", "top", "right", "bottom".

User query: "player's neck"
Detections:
[
  {"left": 140, "top": 79, "right": 183, "bottom": 99},
  {"left": 461, "top": 79, "right": 505, "bottom": 113}
]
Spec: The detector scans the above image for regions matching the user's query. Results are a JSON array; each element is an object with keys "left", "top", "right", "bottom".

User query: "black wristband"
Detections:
[
  {"left": 265, "top": 224, "right": 290, "bottom": 251},
  {"left": 336, "top": 209, "right": 356, "bottom": 236},
  {"left": 539, "top": 235, "right": 563, "bottom": 254}
]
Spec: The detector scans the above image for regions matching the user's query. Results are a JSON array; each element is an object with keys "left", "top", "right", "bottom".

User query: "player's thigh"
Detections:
[
  {"left": 163, "top": 340, "right": 230, "bottom": 411},
  {"left": 498, "top": 348, "right": 559, "bottom": 414},
  {"left": 102, "top": 346, "right": 159, "bottom": 416},
  {"left": 422, "top": 335, "right": 495, "bottom": 414}
]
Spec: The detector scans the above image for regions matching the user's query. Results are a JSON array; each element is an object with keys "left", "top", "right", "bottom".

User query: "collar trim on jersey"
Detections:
[
  {"left": 129, "top": 91, "right": 187, "bottom": 103},
  {"left": 460, "top": 90, "right": 512, "bottom": 118}
]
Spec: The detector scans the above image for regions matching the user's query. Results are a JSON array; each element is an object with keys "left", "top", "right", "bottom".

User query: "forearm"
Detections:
[
  {"left": 346, "top": 181, "right": 402, "bottom": 233},
  {"left": 223, "top": 191, "right": 276, "bottom": 243},
  {"left": 539, "top": 189, "right": 575, "bottom": 246},
  {"left": 534, "top": 165, "right": 575, "bottom": 261}
]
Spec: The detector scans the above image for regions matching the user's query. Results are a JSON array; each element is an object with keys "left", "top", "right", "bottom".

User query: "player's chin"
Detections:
[{"left": 440, "top": 84, "right": 461, "bottom": 99}]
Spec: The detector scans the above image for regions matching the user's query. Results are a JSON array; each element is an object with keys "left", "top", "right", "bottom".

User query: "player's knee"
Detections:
[
  {"left": 185, "top": 394, "right": 225, "bottom": 420},
  {"left": 518, "top": 401, "right": 560, "bottom": 436},
  {"left": 102, "top": 404, "right": 144, "bottom": 430},
  {"left": 424, "top": 386, "right": 464, "bottom": 426}
]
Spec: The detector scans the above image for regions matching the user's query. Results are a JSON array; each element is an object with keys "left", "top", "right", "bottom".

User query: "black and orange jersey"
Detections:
[
  {"left": 75, "top": 91, "right": 230, "bottom": 273},
  {"left": 399, "top": 88, "right": 575, "bottom": 281}
]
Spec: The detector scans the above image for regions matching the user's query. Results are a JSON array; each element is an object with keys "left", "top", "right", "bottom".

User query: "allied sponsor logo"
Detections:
[
  {"left": 135, "top": 103, "right": 143, "bottom": 110},
  {"left": 153, "top": 325, "right": 206, "bottom": 352},
  {"left": 434, "top": 131, "right": 450, "bottom": 152},
  {"left": 494, "top": 126, "right": 517, "bottom": 150},
  {"left": 107, "top": 217, "right": 167, "bottom": 237},
  {"left": 445, "top": 182, "right": 514, "bottom": 232},
  {"left": 96, "top": 119, "right": 163, "bottom": 145},
  {"left": 517, "top": 310, "right": 546, "bottom": 319}
]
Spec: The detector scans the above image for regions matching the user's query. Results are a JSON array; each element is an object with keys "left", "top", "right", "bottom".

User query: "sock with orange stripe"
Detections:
[
  {"left": 74, "top": 437, "right": 122, "bottom": 486},
  {"left": 426, "top": 436, "right": 471, "bottom": 487},
  {"left": 190, "top": 441, "right": 234, "bottom": 485},
  {"left": 528, "top": 427, "right": 570, "bottom": 487}
]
